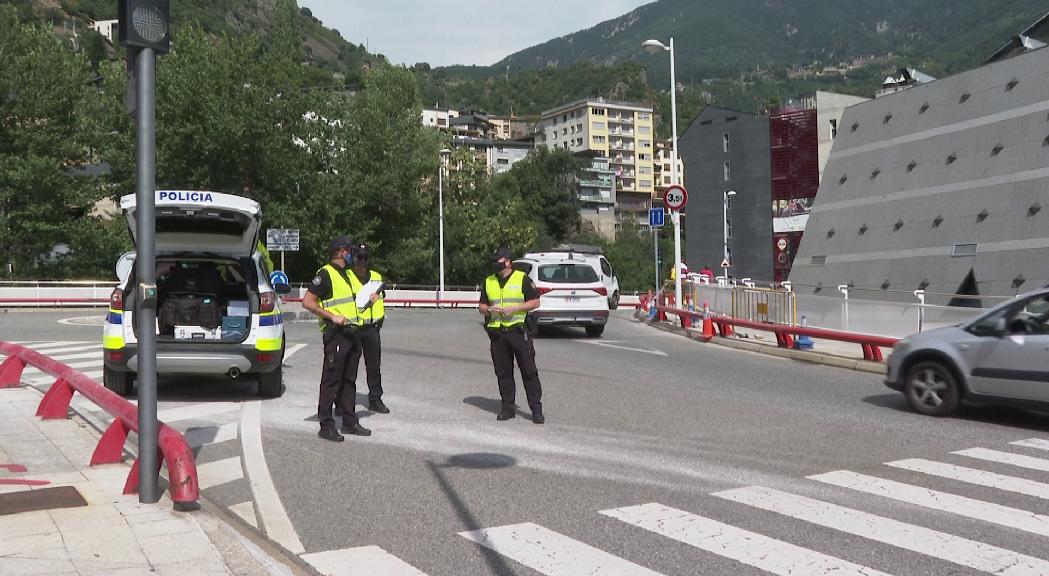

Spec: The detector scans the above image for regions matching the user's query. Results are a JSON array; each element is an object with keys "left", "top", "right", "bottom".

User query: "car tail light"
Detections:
[
  {"left": 106, "top": 351, "right": 124, "bottom": 362},
  {"left": 256, "top": 353, "right": 274, "bottom": 363},
  {"left": 592, "top": 287, "right": 608, "bottom": 296},
  {"left": 110, "top": 288, "right": 124, "bottom": 309},
  {"left": 260, "top": 292, "right": 276, "bottom": 313},
  {"left": 537, "top": 286, "right": 554, "bottom": 295}
]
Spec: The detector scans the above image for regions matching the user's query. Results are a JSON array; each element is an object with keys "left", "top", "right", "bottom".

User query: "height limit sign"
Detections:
[
  {"left": 266, "top": 229, "right": 299, "bottom": 252},
  {"left": 663, "top": 185, "right": 688, "bottom": 211}
]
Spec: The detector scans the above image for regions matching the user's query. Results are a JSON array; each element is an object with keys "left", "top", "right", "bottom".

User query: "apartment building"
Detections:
[
  {"left": 536, "top": 98, "right": 656, "bottom": 236},
  {"left": 421, "top": 106, "right": 460, "bottom": 130}
]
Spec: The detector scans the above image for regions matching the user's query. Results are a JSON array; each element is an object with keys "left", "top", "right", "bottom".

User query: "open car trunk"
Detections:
[{"left": 125, "top": 257, "right": 257, "bottom": 343}]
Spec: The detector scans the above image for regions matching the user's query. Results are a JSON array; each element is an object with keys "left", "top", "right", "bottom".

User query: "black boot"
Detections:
[
  {"left": 496, "top": 408, "right": 516, "bottom": 421},
  {"left": 531, "top": 406, "right": 545, "bottom": 424},
  {"left": 369, "top": 398, "right": 390, "bottom": 414},
  {"left": 318, "top": 426, "right": 344, "bottom": 442},
  {"left": 341, "top": 423, "right": 372, "bottom": 437}
]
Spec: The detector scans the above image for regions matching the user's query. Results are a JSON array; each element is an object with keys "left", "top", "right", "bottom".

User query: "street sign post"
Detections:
[
  {"left": 266, "top": 229, "right": 299, "bottom": 272},
  {"left": 649, "top": 207, "right": 665, "bottom": 228},
  {"left": 663, "top": 185, "right": 688, "bottom": 212}
]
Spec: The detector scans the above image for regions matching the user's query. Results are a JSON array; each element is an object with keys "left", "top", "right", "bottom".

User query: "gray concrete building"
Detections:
[
  {"left": 790, "top": 42, "right": 1049, "bottom": 302},
  {"left": 681, "top": 107, "right": 772, "bottom": 281}
]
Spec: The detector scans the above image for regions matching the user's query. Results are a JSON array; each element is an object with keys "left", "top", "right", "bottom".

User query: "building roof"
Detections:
[
  {"left": 985, "top": 11, "right": 1049, "bottom": 63},
  {"left": 541, "top": 97, "right": 652, "bottom": 119}
]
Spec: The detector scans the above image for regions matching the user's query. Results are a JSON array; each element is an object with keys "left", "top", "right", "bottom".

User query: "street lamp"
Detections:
[
  {"left": 723, "top": 190, "right": 737, "bottom": 280},
  {"left": 438, "top": 148, "right": 451, "bottom": 306},
  {"left": 642, "top": 37, "right": 682, "bottom": 306}
]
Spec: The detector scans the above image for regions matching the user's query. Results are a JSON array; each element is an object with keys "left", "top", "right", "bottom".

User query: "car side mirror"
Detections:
[
  {"left": 995, "top": 317, "right": 1008, "bottom": 335},
  {"left": 274, "top": 282, "right": 292, "bottom": 296}
]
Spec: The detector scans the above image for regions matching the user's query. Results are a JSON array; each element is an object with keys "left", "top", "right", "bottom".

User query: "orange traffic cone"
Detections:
[{"left": 700, "top": 301, "right": 714, "bottom": 341}]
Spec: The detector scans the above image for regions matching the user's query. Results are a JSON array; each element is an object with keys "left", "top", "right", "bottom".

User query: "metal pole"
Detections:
[
  {"left": 722, "top": 193, "right": 729, "bottom": 280},
  {"left": 135, "top": 47, "right": 159, "bottom": 504},
  {"left": 653, "top": 227, "right": 659, "bottom": 293},
  {"left": 669, "top": 37, "right": 682, "bottom": 307},
  {"left": 438, "top": 159, "right": 445, "bottom": 307},
  {"left": 280, "top": 250, "right": 285, "bottom": 273}
]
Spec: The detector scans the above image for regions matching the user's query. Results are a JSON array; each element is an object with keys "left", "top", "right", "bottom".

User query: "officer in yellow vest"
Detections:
[
  {"left": 302, "top": 235, "right": 372, "bottom": 442},
  {"left": 478, "top": 247, "right": 544, "bottom": 424},
  {"left": 347, "top": 242, "right": 389, "bottom": 414}
]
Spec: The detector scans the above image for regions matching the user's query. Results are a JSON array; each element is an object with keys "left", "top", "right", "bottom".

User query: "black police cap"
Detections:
[
  {"left": 491, "top": 246, "right": 513, "bottom": 262},
  {"left": 329, "top": 235, "right": 354, "bottom": 253}
]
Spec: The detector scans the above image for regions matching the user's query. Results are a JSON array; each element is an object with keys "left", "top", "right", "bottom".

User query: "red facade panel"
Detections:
[{"left": 769, "top": 109, "right": 819, "bottom": 202}]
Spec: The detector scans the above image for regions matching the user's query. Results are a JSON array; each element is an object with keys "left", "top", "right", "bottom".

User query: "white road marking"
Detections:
[
  {"left": 888, "top": 458, "right": 1049, "bottom": 501},
  {"left": 301, "top": 546, "right": 429, "bottom": 576},
  {"left": 158, "top": 402, "right": 242, "bottom": 424},
  {"left": 57, "top": 315, "right": 106, "bottom": 326},
  {"left": 811, "top": 470, "right": 1049, "bottom": 537},
  {"left": 573, "top": 340, "right": 668, "bottom": 357},
  {"left": 45, "top": 351, "right": 102, "bottom": 362},
  {"left": 1010, "top": 438, "right": 1049, "bottom": 452},
  {"left": 715, "top": 486, "right": 1049, "bottom": 575},
  {"left": 17, "top": 341, "right": 84, "bottom": 351},
  {"left": 23, "top": 359, "right": 101, "bottom": 374},
  {"left": 601, "top": 502, "right": 891, "bottom": 576},
  {"left": 242, "top": 400, "right": 305, "bottom": 554},
  {"left": 184, "top": 423, "right": 239, "bottom": 448},
  {"left": 229, "top": 501, "right": 259, "bottom": 529},
  {"left": 282, "top": 343, "right": 307, "bottom": 365},
  {"left": 196, "top": 456, "right": 244, "bottom": 488},
  {"left": 458, "top": 522, "right": 664, "bottom": 576},
  {"left": 955, "top": 448, "right": 1049, "bottom": 472}
]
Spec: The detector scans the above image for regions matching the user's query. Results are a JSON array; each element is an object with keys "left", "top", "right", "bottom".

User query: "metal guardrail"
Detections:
[{"left": 0, "top": 342, "right": 199, "bottom": 507}]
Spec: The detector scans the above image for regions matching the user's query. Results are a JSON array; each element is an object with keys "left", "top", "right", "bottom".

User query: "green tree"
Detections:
[
  {"left": 0, "top": 6, "right": 105, "bottom": 278},
  {"left": 491, "top": 147, "right": 580, "bottom": 242}
]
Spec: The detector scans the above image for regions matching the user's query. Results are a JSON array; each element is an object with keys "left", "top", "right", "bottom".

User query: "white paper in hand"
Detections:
[{"left": 356, "top": 280, "right": 384, "bottom": 310}]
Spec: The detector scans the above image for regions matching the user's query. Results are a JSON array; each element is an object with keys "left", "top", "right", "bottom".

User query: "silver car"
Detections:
[{"left": 886, "top": 287, "right": 1049, "bottom": 416}]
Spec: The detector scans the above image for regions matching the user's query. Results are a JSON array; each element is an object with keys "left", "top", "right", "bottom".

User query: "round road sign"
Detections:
[
  {"left": 777, "top": 253, "right": 789, "bottom": 264},
  {"left": 663, "top": 185, "right": 688, "bottom": 211},
  {"left": 777, "top": 238, "right": 788, "bottom": 251}
]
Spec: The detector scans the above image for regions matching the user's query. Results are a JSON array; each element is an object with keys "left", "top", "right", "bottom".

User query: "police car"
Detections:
[{"left": 102, "top": 191, "right": 289, "bottom": 397}]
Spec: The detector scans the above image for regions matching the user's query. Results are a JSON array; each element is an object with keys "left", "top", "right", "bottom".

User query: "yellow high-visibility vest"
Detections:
[
  {"left": 348, "top": 269, "right": 385, "bottom": 324},
  {"left": 485, "top": 270, "right": 528, "bottom": 328},
  {"left": 317, "top": 264, "right": 360, "bottom": 332}
]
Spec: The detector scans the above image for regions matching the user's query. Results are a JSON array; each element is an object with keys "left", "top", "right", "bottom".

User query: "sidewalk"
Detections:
[{"left": 0, "top": 386, "right": 299, "bottom": 576}]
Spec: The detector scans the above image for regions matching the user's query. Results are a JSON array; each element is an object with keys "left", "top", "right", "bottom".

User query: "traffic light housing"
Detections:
[{"left": 119, "top": 0, "right": 171, "bottom": 53}]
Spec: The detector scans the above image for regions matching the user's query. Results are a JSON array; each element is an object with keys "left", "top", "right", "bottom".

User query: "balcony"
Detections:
[
  {"left": 578, "top": 178, "right": 612, "bottom": 188},
  {"left": 610, "top": 156, "right": 635, "bottom": 165},
  {"left": 608, "top": 115, "right": 634, "bottom": 125}
]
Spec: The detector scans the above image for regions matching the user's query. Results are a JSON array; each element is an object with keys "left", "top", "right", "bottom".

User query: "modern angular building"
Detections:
[{"left": 790, "top": 25, "right": 1049, "bottom": 302}]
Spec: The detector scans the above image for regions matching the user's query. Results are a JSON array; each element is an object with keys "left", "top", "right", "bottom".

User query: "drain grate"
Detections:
[{"left": 0, "top": 485, "right": 87, "bottom": 516}]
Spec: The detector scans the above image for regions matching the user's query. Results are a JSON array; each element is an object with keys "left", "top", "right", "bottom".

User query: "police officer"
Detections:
[
  {"left": 478, "top": 247, "right": 544, "bottom": 424},
  {"left": 301, "top": 235, "right": 372, "bottom": 442},
  {"left": 346, "top": 242, "right": 389, "bottom": 414}
]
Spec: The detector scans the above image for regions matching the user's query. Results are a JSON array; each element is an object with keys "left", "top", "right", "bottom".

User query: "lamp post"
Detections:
[
  {"left": 723, "top": 190, "right": 736, "bottom": 280},
  {"left": 643, "top": 37, "right": 682, "bottom": 306},
  {"left": 438, "top": 148, "right": 451, "bottom": 306}
]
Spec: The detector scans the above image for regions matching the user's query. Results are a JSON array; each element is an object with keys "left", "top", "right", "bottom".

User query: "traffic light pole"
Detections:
[{"left": 135, "top": 46, "right": 160, "bottom": 504}]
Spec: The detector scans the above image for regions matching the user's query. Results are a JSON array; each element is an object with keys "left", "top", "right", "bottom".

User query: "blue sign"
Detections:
[
  {"left": 649, "top": 207, "right": 665, "bottom": 228},
  {"left": 269, "top": 270, "right": 289, "bottom": 286}
]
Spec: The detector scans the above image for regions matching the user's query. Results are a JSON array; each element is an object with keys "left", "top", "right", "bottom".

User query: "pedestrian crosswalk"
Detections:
[{"left": 303, "top": 437, "right": 1049, "bottom": 576}]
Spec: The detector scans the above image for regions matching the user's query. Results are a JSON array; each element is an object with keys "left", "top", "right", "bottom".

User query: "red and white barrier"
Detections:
[{"left": 0, "top": 342, "right": 199, "bottom": 506}]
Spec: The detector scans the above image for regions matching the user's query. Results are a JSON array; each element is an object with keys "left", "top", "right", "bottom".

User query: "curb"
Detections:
[{"left": 639, "top": 315, "right": 887, "bottom": 375}]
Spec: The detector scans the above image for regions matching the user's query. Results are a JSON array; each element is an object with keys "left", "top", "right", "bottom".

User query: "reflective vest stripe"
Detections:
[{"left": 321, "top": 296, "right": 357, "bottom": 308}]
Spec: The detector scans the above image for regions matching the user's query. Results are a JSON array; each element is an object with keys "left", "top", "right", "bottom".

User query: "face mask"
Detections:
[
  {"left": 491, "top": 260, "right": 506, "bottom": 273},
  {"left": 342, "top": 253, "right": 353, "bottom": 267}
]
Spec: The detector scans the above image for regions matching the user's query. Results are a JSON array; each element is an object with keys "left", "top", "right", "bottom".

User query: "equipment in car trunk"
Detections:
[{"left": 159, "top": 293, "right": 222, "bottom": 333}]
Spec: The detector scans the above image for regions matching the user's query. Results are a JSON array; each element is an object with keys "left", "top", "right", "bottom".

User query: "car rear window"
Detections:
[{"left": 538, "top": 264, "right": 599, "bottom": 284}]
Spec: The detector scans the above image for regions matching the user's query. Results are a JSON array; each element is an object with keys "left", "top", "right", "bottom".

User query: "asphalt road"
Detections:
[{"left": 5, "top": 308, "right": 1049, "bottom": 575}]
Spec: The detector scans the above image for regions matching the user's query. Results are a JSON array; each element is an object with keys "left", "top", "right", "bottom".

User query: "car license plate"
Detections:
[{"left": 566, "top": 296, "right": 580, "bottom": 303}]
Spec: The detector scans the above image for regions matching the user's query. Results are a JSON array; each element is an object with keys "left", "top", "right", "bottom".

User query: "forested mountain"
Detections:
[{"left": 495, "top": 0, "right": 1048, "bottom": 80}]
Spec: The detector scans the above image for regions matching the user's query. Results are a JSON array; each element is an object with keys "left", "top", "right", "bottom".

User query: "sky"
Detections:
[{"left": 298, "top": 1, "right": 654, "bottom": 67}]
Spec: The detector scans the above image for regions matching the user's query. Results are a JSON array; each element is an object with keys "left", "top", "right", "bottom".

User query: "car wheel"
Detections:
[
  {"left": 610, "top": 291, "right": 620, "bottom": 310},
  {"left": 103, "top": 366, "right": 134, "bottom": 396},
  {"left": 585, "top": 325, "right": 605, "bottom": 338},
  {"left": 258, "top": 341, "right": 285, "bottom": 398},
  {"left": 904, "top": 361, "right": 960, "bottom": 416}
]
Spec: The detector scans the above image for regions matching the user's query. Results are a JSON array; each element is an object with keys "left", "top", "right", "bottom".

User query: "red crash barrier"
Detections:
[
  {"left": 654, "top": 304, "right": 900, "bottom": 362},
  {"left": 0, "top": 342, "right": 199, "bottom": 506}
]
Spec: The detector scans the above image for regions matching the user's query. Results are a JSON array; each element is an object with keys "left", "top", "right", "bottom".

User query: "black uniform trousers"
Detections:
[
  {"left": 317, "top": 329, "right": 361, "bottom": 429},
  {"left": 349, "top": 324, "right": 383, "bottom": 404},
  {"left": 488, "top": 327, "right": 542, "bottom": 411}
]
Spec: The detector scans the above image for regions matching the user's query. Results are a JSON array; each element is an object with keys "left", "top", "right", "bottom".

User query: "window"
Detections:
[
  {"left": 576, "top": 123, "right": 583, "bottom": 133},
  {"left": 496, "top": 158, "right": 509, "bottom": 165},
  {"left": 593, "top": 135, "right": 606, "bottom": 144},
  {"left": 723, "top": 133, "right": 730, "bottom": 152},
  {"left": 562, "top": 128, "right": 568, "bottom": 136},
  {"left": 538, "top": 264, "right": 599, "bottom": 283},
  {"left": 591, "top": 107, "right": 606, "bottom": 116},
  {"left": 640, "top": 179, "right": 652, "bottom": 188},
  {"left": 639, "top": 166, "right": 652, "bottom": 175},
  {"left": 592, "top": 121, "right": 605, "bottom": 130},
  {"left": 638, "top": 153, "right": 651, "bottom": 161},
  {"left": 639, "top": 126, "right": 651, "bottom": 135},
  {"left": 724, "top": 161, "right": 731, "bottom": 181},
  {"left": 600, "top": 258, "right": 612, "bottom": 277},
  {"left": 952, "top": 243, "right": 978, "bottom": 257},
  {"left": 829, "top": 119, "right": 837, "bottom": 139},
  {"left": 640, "top": 140, "right": 652, "bottom": 149}
]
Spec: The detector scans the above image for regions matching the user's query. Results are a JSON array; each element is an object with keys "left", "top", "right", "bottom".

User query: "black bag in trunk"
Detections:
[{"left": 159, "top": 293, "right": 222, "bottom": 332}]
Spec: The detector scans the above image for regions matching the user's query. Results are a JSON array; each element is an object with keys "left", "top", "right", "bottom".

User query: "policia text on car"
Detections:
[
  {"left": 302, "top": 236, "right": 374, "bottom": 442},
  {"left": 479, "top": 247, "right": 545, "bottom": 424}
]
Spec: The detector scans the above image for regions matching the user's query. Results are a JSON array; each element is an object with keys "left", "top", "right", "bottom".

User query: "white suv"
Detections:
[
  {"left": 513, "top": 255, "right": 610, "bottom": 337},
  {"left": 102, "top": 191, "right": 288, "bottom": 398},
  {"left": 524, "top": 247, "right": 620, "bottom": 309}
]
